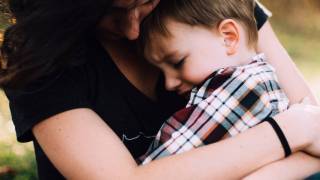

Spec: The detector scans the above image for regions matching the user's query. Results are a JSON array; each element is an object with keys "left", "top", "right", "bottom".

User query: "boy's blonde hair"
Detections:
[{"left": 139, "top": 0, "right": 258, "bottom": 54}]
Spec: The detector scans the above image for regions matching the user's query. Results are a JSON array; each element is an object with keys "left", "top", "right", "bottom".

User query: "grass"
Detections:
[
  {"left": 0, "top": 90, "right": 37, "bottom": 179},
  {"left": 0, "top": 142, "right": 37, "bottom": 180}
]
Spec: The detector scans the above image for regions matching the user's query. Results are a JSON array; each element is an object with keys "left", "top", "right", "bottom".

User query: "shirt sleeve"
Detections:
[
  {"left": 254, "top": 1, "right": 272, "bottom": 30},
  {"left": 4, "top": 66, "right": 91, "bottom": 142}
]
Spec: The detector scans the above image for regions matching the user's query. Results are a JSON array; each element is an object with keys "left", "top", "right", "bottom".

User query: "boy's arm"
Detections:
[{"left": 243, "top": 152, "right": 320, "bottom": 180}]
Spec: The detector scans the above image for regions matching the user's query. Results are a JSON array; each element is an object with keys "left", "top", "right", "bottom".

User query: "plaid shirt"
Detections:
[{"left": 140, "top": 54, "right": 289, "bottom": 164}]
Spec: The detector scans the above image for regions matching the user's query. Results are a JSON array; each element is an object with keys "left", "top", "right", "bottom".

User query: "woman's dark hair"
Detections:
[{"left": 0, "top": 0, "right": 113, "bottom": 89}]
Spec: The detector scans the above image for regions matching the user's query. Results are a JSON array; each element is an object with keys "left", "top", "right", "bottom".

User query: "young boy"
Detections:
[{"left": 138, "top": 0, "right": 289, "bottom": 164}]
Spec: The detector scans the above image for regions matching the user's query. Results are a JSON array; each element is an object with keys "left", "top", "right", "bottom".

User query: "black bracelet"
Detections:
[{"left": 265, "top": 117, "right": 292, "bottom": 157}]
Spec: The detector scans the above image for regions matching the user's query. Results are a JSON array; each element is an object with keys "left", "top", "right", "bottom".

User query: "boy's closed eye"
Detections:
[{"left": 171, "top": 59, "right": 185, "bottom": 69}]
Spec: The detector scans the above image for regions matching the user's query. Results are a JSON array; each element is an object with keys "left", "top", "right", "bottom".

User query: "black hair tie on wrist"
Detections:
[{"left": 265, "top": 117, "right": 292, "bottom": 157}]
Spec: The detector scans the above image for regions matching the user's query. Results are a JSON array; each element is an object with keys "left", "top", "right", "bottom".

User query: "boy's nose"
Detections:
[{"left": 165, "top": 76, "right": 182, "bottom": 91}]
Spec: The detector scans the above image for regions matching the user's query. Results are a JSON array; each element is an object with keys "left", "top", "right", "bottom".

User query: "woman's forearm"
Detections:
[
  {"left": 244, "top": 152, "right": 320, "bottom": 180},
  {"left": 34, "top": 107, "right": 314, "bottom": 180},
  {"left": 134, "top": 112, "right": 311, "bottom": 180},
  {"left": 137, "top": 122, "right": 284, "bottom": 180}
]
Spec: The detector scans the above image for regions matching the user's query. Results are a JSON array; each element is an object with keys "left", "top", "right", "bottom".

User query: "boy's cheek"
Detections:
[{"left": 183, "top": 69, "right": 211, "bottom": 85}]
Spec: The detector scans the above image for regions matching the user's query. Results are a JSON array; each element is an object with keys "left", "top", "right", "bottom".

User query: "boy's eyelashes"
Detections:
[{"left": 172, "top": 59, "right": 185, "bottom": 69}]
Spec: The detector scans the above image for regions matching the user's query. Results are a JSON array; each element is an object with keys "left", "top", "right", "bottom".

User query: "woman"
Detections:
[{"left": 1, "top": 0, "right": 320, "bottom": 179}]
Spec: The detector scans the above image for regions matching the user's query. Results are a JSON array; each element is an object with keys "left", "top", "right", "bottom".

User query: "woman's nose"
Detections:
[{"left": 123, "top": 9, "right": 140, "bottom": 40}]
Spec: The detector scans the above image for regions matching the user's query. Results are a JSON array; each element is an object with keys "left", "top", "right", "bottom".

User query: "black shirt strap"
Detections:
[{"left": 254, "top": 2, "right": 270, "bottom": 30}]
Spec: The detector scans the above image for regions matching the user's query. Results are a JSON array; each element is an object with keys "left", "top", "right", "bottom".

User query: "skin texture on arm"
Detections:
[
  {"left": 246, "top": 21, "right": 320, "bottom": 179},
  {"left": 32, "top": 106, "right": 319, "bottom": 180},
  {"left": 244, "top": 152, "right": 320, "bottom": 180},
  {"left": 257, "top": 21, "right": 319, "bottom": 105}
]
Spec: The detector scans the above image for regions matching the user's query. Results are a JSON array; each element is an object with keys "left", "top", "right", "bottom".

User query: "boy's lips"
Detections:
[{"left": 177, "top": 89, "right": 191, "bottom": 98}]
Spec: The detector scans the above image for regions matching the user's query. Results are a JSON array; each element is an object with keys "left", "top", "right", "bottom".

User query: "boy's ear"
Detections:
[{"left": 217, "top": 19, "right": 240, "bottom": 56}]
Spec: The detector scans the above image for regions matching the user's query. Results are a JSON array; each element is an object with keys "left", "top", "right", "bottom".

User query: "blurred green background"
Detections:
[
  {"left": 0, "top": 0, "right": 319, "bottom": 179},
  {"left": 0, "top": 1, "right": 38, "bottom": 179}
]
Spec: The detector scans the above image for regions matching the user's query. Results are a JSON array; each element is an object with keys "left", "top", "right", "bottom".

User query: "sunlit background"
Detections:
[{"left": 0, "top": 0, "right": 319, "bottom": 179}]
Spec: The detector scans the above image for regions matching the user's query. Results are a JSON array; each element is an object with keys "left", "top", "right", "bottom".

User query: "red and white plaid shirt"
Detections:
[{"left": 140, "top": 54, "right": 289, "bottom": 164}]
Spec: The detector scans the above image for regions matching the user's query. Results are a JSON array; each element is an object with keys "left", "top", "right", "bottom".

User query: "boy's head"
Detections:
[{"left": 139, "top": 0, "right": 258, "bottom": 94}]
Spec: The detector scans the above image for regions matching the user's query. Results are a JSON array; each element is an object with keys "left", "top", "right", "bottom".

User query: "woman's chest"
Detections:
[{"left": 92, "top": 84, "right": 169, "bottom": 157}]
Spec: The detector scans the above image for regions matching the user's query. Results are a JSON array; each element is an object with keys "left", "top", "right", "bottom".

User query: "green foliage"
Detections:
[
  {"left": 0, "top": 142, "right": 38, "bottom": 180},
  {"left": 0, "top": 91, "right": 37, "bottom": 179},
  {"left": 0, "top": 0, "right": 11, "bottom": 30}
]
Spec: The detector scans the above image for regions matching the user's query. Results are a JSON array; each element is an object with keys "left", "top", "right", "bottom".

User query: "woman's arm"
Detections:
[
  {"left": 257, "top": 21, "right": 319, "bottom": 105},
  {"left": 243, "top": 101, "right": 320, "bottom": 179},
  {"left": 251, "top": 21, "right": 320, "bottom": 178},
  {"left": 244, "top": 152, "right": 320, "bottom": 180},
  {"left": 32, "top": 104, "right": 320, "bottom": 180}
]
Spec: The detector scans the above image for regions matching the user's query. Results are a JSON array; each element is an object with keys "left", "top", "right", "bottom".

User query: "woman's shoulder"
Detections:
[
  {"left": 3, "top": 38, "right": 119, "bottom": 142},
  {"left": 3, "top": 66, "right": 90, "bottom": 142}
]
